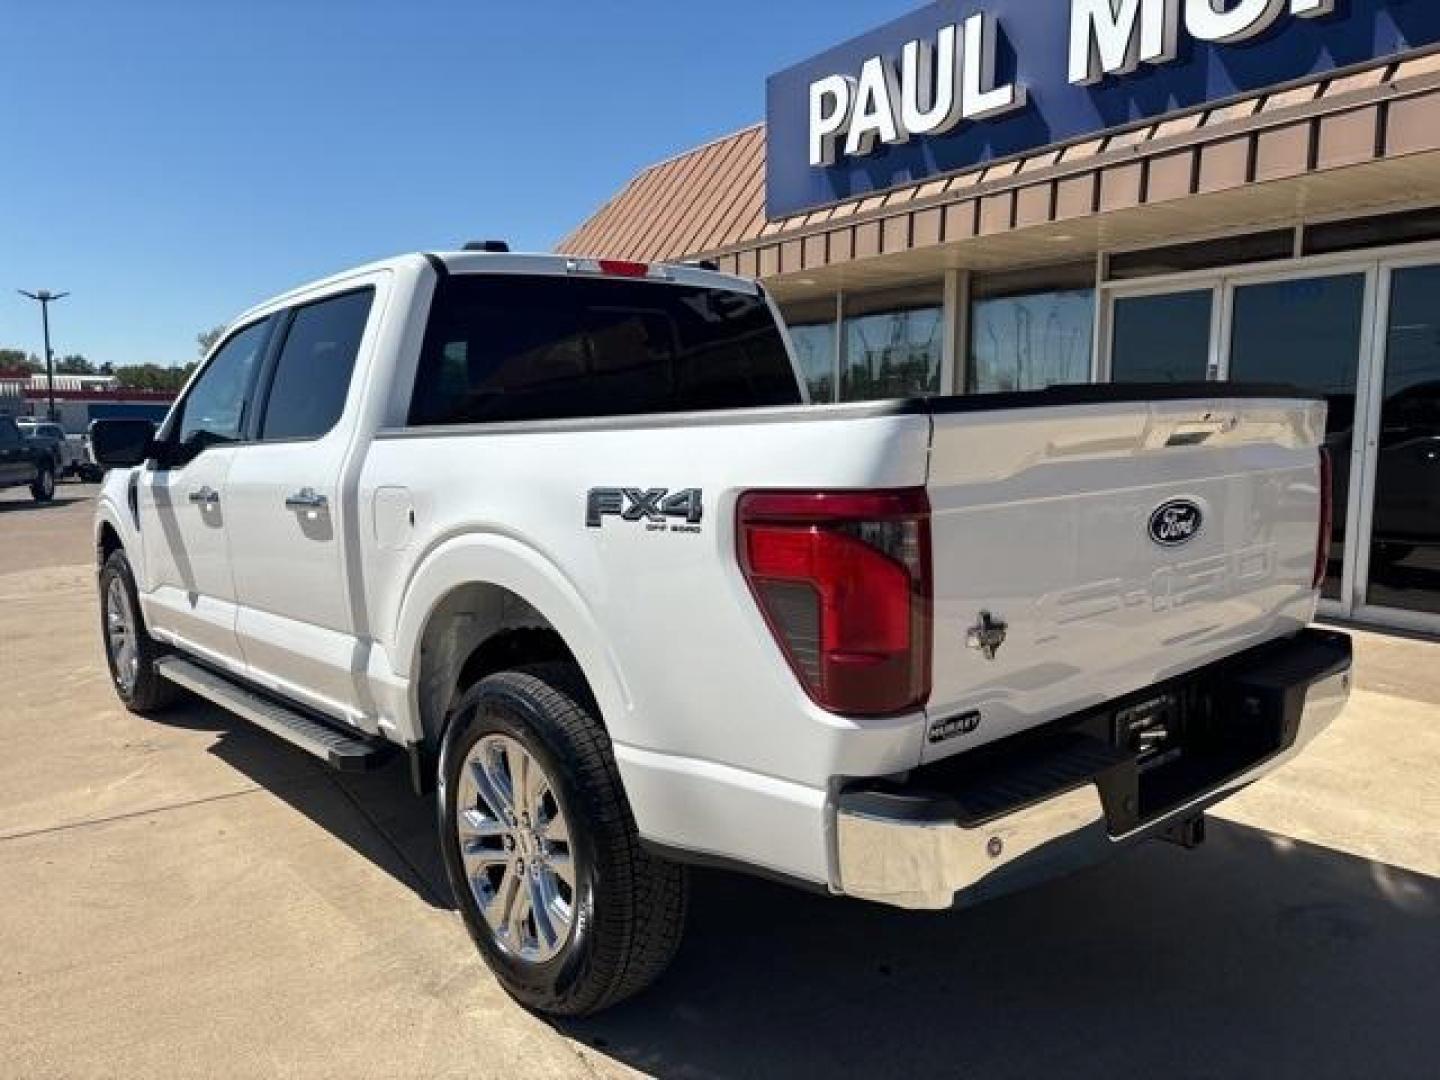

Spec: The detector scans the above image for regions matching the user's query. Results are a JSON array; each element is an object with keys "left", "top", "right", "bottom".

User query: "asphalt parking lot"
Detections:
[{"left": 1, "top": 484, "right": 1437, "bottom": 1079}]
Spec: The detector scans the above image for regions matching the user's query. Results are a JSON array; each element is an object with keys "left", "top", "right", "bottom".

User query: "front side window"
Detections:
[
  {"left": 174, "top": 318, "right": 270, "bottom": 456},
  {"left": 0, "top": 418, "right": 19, "bottom": 447},
  {"left": 408, "top": 275, "right": 799, "bottom": 426},
  {"left": 260, "top": 289, "right": 374, "bottom": 441}
]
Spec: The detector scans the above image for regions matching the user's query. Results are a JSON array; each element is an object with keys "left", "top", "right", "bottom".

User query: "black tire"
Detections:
[
  {"left": 438, "top": 663, "right": 687, "bottom": 1016},
  {"left": 99, "top": 549, "right": 181, "bottom": 715},
  {"left": 30, "top": 463, "right": 54, "bottom": 503}
]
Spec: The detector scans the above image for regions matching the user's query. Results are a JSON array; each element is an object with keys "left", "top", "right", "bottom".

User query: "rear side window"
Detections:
[
  {"left": 408, "top": 275, "right": 800, "bottom": 426},
  {"left": 260, "top": 289, "right": 374, "bottom": 441}
]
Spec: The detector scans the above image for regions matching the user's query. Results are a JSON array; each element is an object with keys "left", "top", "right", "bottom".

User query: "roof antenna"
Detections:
[{"left": 462, "top": 240, "right": 510, "bottom": 253}]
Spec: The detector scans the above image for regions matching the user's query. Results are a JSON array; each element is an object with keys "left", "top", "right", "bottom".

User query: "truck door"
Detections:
[
  {"left": 223, "top": 284, "right": 378, "bottom": 722},
  {"left": 136, "top": 317, "right": 274, "bottom": 669}
]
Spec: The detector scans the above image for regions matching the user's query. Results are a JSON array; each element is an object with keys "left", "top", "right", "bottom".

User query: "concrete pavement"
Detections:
[{"left": 1, "top": 484, "right": 1437, "bottom": 1079}]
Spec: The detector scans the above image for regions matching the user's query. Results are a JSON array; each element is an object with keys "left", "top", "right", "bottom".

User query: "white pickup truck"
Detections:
[{"left": 91, "top": 249, "right": 1353, "bottom": 1016}]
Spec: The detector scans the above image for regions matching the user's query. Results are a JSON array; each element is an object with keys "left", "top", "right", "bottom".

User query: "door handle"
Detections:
[
  {"left": 188, "top": 485, "right": 220, "bottom": 506},
  {"left": 285, "top": 487, "right": 328, "bottom": 511}
]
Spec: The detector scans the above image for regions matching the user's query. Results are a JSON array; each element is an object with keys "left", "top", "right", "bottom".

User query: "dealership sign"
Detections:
[{"left": 766, "top": 0, "right": 1440, "bottom": 218}]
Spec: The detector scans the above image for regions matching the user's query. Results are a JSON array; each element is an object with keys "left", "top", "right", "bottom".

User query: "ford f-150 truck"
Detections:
[{"left": 90, "top": 249, "right": 1353, "bottom": 1016}]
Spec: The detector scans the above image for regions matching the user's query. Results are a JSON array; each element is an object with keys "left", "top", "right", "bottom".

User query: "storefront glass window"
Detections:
[
  {"left": 842, "top": 306, "right": 943, "bottom": 401},
  {"left": 1111, "top": 290, "right": 1214, "bottom": 383},
  {"left": 786, "top": 322, "right": 838, "bottom": 404},
  {"left": 969, "top": 288, "right": 1095, "bottom": 393},
  {"left": 837, "top": 284, "right": 945, "bottom": 402},
  {"left": 779, "top": 297, "right": 840, "bottom": 404}
]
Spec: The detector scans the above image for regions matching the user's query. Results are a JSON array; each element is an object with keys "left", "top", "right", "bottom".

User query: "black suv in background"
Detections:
[{"left": 0, "top": 416, "right": 56, "bottom": 502}]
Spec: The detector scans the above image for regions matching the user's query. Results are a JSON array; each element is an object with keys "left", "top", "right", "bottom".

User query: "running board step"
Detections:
[{"left": 154, "top": 656, "right": 390, "bottom": 771}]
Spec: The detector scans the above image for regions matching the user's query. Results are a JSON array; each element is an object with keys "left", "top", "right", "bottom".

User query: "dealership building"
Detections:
[{"left": 564, "top": 0, "right": 1440, "bottom": 634}]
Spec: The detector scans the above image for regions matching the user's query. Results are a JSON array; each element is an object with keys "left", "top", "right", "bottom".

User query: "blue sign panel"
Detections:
[{"left": 766, "top": 0, "right": 1440, "bottom": 219}]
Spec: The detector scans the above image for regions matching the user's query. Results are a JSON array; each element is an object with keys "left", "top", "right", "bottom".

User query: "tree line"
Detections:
[{"left": 0, "top": 325, "right": 223, "bottom": 392}]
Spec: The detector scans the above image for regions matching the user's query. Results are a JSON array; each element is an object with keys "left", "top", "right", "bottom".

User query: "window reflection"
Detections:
[
  {"left": 786, "top": 322, "right": 837, "bottom": 404},
  {"left": 969, "top": 289, "right": 1094, "bottom": 393},
  {"left": 842, "top": 306, "right": 942, "bottom": 401}
]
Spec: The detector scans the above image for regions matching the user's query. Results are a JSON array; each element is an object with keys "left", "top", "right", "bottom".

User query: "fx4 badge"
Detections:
[
  {"left": 587, "top": 488, "right": 704, "bottom": 533},
  {"left": 966, "top": 611, "right": 1007, "bottom": 661}
]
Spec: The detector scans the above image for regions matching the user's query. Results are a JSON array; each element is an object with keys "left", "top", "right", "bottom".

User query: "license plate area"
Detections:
[
  {"left": 871, "top": 631, "right": 1347, "bottom": 841},
  {"left": 1113, "top": 693, "right": 1183, "bottom": 774},
  {"left": 1094, "top": 672, "right": 1287, "bottom": 831}
]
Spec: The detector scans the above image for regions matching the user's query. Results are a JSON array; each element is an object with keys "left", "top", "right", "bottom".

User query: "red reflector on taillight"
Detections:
[
  {"left": 1314, "top": 446, "right": 1334, "bottom": 591},
  {"left": 597, "top": 259, "right": 650, "bottom": 278},
  {"left": 737, "top": 489, "right": 932, "bottom": 717}
]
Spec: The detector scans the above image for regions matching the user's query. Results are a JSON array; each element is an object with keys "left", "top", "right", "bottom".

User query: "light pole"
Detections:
[{"left": 17, "top": 289, "right": 69, "bottom": 421}]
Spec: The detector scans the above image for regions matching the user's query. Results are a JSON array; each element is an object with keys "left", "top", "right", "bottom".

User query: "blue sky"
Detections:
[{"left": 2, "top": 0, "right": 912, "bottom": 368}]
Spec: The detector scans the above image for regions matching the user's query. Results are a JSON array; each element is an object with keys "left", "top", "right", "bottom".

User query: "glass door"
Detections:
[
  {"left": 1109, "top": 288, "right": 1217, "bottom": 383},
  {"left": 1357, "top": 261, "right": 1440, "bottom": 628},
  {"left": 1224, "top": 272, "right": 1372, "bottom": 605},
  {"left": 1104, "top": 247, "right": 1440, "bottom": 631}
]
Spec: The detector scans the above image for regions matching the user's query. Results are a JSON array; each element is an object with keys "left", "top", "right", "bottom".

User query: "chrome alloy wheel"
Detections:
[
  {"left": 456, "top": 734, "right": 576, "bottom": 964},
  {"left": 104, "top": 575, "right": 139, "bottom": 694}
]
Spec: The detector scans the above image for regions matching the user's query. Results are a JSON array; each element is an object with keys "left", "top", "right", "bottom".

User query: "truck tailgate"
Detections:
[{"left": 923, "top": 391, "right": 1327, "bottom": 762}]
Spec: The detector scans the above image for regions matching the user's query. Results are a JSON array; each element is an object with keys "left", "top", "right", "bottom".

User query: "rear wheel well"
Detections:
[
  {"left": 416, "top": 582, "right": 597, "bottom": 761},
  {"left": 452, "top": 626, "right": 573, "bottom": 699}
]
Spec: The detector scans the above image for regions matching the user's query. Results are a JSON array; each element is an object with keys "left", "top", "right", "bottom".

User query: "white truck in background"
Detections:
[{"left": 90, "top": 248, "right": 1353, "bottom": 1016}]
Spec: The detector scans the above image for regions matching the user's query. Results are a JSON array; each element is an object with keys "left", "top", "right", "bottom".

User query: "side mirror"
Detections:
[{"left": 89, "top": 418, "right": 158, "bottom": 468}]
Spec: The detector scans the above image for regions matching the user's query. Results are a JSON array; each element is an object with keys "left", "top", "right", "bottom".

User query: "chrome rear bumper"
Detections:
[{"left": 836, "top": 630, "right": 1353, "bottom": 911}]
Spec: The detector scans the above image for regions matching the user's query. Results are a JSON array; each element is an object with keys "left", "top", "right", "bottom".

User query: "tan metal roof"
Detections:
[
  {"left": 559, "top": 53, "right": 1440, "bottom": 277},
  {"left": 559, "top": 125, "right": 766, "bottom": 264}
]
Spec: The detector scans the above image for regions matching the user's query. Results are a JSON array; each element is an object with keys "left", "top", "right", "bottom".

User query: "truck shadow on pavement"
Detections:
[
  {"left": 568, "top": 824, "right": 1440, "bottom": 1080},
  {"left": 163, "top": 699, "right": 1440, "bottom": 1079},
  {"left": 0, "top": 495, "right": 88, "bottom": 514},
  {"left": 156, "top": 698, "right": 454, "bottom": 910}
]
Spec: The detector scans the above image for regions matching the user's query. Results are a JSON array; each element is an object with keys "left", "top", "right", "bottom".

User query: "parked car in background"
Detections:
[
  {"left": 0, "top": 415, "right": 56, "bottom": 501},
  {"left": 17, "top": 419, "right": 88, "bottom": 480}
]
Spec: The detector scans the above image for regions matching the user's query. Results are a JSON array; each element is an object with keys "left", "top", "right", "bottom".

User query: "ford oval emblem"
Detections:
[{"left": 1148, "top": 499, "right": 1204, "bottom": 547}]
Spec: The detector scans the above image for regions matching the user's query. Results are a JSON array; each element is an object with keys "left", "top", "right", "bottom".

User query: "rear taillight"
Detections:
[
  {"left": 737, "top": 489, "right": 932, "bottom": 717},
  {"left": 565, "top": 256, "right": 670, "bottom": 280},
  {"left": 1314, "top": 446, "right": 1334, "bottom": 590}
]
